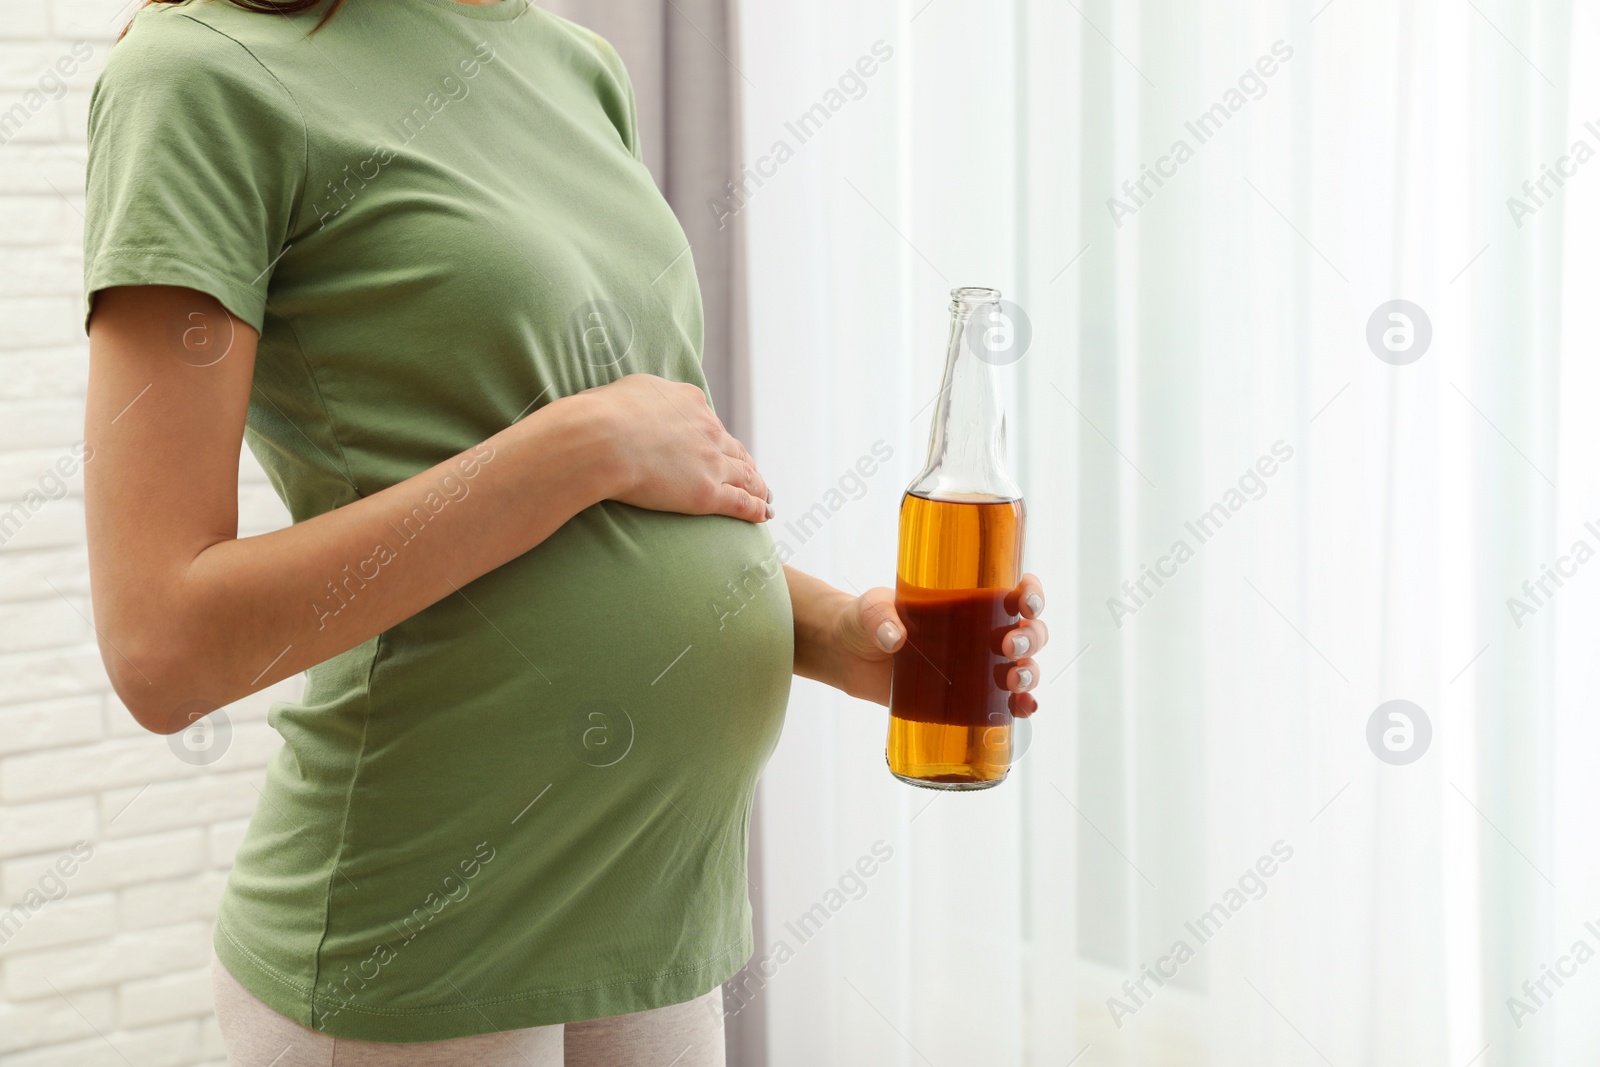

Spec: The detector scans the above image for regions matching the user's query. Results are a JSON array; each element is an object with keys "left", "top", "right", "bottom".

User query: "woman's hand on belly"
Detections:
[
  {"left": 580, "top": 373, "right": 773, "bottom": 524},
  {"left": 785, "top": 566, "right": 1049, "bottom": 715}
]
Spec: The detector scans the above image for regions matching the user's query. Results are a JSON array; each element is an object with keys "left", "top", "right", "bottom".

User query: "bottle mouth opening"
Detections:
[{"left": 951, "top": 286, "right": 1002, "bottom": 308}]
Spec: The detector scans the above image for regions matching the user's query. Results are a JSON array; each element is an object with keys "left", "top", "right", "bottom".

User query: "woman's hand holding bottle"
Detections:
[{"left": 787, "top": 568, "right": 1049, "bottom": 714}]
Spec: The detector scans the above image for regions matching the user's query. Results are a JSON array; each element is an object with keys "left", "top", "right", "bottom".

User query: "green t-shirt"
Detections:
[{"left": 85, "top": 0, "right": 793, "bottom": 1040}]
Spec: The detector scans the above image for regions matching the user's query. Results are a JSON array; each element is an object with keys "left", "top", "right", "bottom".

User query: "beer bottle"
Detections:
[{"left": 887, "top": 287, "right": 1028, "bottom": 789}]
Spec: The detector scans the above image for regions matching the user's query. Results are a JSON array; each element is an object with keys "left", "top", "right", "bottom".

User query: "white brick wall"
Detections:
[{"left": 0, "top": 3, "right": 299, "bottom": 1061}]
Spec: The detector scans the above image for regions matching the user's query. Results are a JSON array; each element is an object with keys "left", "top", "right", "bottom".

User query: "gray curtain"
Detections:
[{"left": 538, "top": 4, "right": 763, "bottom": 1065}]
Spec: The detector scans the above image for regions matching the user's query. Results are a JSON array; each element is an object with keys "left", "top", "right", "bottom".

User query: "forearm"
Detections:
[
  {"left": 98, "top": 395, "right": 614, "bottom": 728},
  {"left": 785, "top": 565, "right": 852, "bottom": 685}
]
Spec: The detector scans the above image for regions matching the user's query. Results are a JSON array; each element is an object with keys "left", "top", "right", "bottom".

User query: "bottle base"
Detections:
[
  {"left": 886, "top": 717, "right": 1012, "bottom": 790},
  {"left": 889, "top": 769, "right": 1008, "bottom": 791}
]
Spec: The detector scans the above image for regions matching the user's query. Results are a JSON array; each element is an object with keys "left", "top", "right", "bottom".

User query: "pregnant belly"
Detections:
[{"left": 234, "top": 505, "right": 795, "bottom": 1016}]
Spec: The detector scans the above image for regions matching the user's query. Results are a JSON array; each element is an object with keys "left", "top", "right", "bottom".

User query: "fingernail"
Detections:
[
  {"left": 1011, "top": 634, "right": 1030, "bottom": 657},
  {"left": 1025, "top": 593, "right": 1044, "bottom": 616},
  {"left": 876, "top": 621, "right": 901, "bottom": 651},
  {"left": 1016, "top": 667, "right": 1034, "bottom": 689},
  {"left": 765, "top": 502, "right": 774, "bottom": 519}
]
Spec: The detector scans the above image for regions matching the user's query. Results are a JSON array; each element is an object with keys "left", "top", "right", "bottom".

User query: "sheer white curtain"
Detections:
[
  {"left": 737, "top": 3, "right": 1046, "bottom": 1064},
  {"left": 739, "top": 1, "right": 1599, "bottom": 1064}
]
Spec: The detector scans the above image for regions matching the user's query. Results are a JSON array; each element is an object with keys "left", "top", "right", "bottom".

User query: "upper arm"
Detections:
[{"left": 84, "top": 286, "right": 257, "bottom": 710}]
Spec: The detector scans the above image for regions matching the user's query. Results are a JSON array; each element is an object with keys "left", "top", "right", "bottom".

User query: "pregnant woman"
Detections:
[{"left": 82, "top": 0, "right": 1047, "bottom": 1063}]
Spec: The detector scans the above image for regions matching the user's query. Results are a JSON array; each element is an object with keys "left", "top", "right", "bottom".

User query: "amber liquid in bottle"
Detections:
[{"left": 887, "top": 491, "right": 1025, "bottom": 788}]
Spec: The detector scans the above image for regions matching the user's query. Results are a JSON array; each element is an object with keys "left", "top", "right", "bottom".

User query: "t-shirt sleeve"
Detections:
[
  {"left": 588, "top": 32, "right": 643, "bottom": 163},
  {"left": 83, "top": 11, "right": 306, "bottom": 335}
]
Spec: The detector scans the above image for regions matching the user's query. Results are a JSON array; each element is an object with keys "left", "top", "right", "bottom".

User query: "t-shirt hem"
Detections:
[
  {"left": 83, "top": 247, "right": 269, "bottom": 336},
  {"left": 214, "top": 918, "right": 750, "bottom": 1042}
]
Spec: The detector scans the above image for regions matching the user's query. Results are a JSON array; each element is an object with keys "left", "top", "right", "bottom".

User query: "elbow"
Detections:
[
  {"left": 124, "top": 700, "right": 188, "bottom": 737},
  {"left": 104, "top": 655, "right": 185, "bottom": 735},
  {"left": 99, "top": 631, "right": 216, "bottom": 736}
]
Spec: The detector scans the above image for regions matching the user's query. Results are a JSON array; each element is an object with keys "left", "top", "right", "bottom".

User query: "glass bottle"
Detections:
[{"left": 887, "top": 287, "right": 1027, "bottom": 789}]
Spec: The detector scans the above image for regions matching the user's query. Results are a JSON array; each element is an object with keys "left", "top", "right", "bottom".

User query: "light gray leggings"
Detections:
[{"left": 212, "top": 954, "right": 726, "bottom": 1067}]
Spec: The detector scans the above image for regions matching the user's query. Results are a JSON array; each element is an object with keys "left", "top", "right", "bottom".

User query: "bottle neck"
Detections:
[{"left": 909, "top": 291, "right": 1021, "bottom": 502}]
